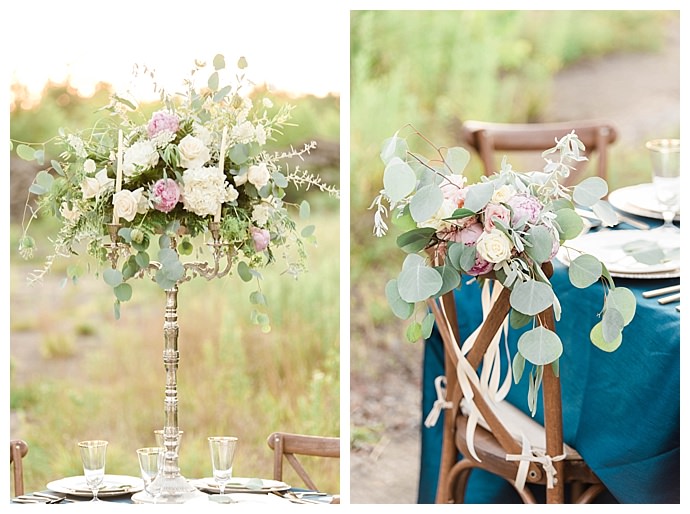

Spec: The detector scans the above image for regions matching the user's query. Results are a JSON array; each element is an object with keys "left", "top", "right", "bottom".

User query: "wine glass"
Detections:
[
  {"left": 646, "top": 138, "right": 680, "bottom": 232},
  {"left": 78, "top": 440, "right": 108, "bottom": 502},
  {"left": 208, "top": 436, "right": 238, "bottom": 496},
  {"left": 136, "top": 447, "right": 164, "bottom": 503}
]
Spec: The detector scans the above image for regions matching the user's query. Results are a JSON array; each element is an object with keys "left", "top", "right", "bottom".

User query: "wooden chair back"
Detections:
[
  {"left": 266, "top": 432, "right": 340, "bottom": 493},
  {"left": 10, "top": 439, "right": 29, "bottom": 497},
  {"left": 460, "top": 119, "right": 617, "bottom": 186}
]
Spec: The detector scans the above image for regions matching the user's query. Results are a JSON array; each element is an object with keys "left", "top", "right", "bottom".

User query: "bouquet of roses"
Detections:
[
  {"left": 14, "top": 54, "right": 338, "bottom": 323},
  {"left": 371, "top": 126, "right": 636, "bottom": 406}
]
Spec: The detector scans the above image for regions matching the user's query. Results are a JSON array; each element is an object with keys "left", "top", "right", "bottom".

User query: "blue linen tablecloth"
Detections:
[{"left": 418, "top": 253, "right": 680, "bottom": 503}]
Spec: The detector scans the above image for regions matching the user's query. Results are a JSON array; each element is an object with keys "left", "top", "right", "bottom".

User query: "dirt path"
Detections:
[{"left": 349, "top": 17, "right": 679, "bottom": 505}]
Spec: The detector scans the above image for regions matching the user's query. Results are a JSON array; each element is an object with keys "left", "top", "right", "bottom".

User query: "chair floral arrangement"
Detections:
[{"left": 371, "top": 126, "right": 637, "bottom": 502}]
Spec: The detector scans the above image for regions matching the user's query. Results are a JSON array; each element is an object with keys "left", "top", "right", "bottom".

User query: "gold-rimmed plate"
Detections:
[
  {"left": 46, "top": 474, "right": 144, "bottom": 497},
  {"left": 189, "top": 477, "right": 290, "bottom": 494}
]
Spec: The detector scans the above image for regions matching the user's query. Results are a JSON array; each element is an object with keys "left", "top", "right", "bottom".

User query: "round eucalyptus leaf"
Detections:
[
  {"left": 590, "top": 321, "right": 622, "bottom": 352},
  {"left": 385, "top": 279, "right": 414, "bottom": 320},
  {"left": 524, "top": 225, "right": 554, "bottom": 264},
  {"left": 178, "top": 239, "right": 194, "bottom": 256},
  {"left": 509, "top": 279, "right": 554, "bottom": 316},
  {"left": 591, "top": 200, "right": 619, "bottom": 227},
  {"left": 299, "top": 200, "right": 311, "bottom": 219},
  {"left": 568, "top": 254, "right": 602, "bottom": 288},
  {"left": 401, "top": 253, "right": 426, "bottom": 269},
  {"left": 433, "top": 265, "right": 461, "bottom": 297},
  {"left": 406, "top": 321, "right": 423, "bottom": 343},
  {"left": 602, "top": 307, "right": 625, "bottom": 343},
  {"left": 606, "top": 287, "right": 637, "bottom": 325},
  {"left": 103, "top": 268, "right": 123, "bottom": 287},
  {"left": 114, "top": 283, "right": 133, "bottom": 302},
  {"left": 554, "top": 208, "right": 585, "bottom": 241},
  {"left": 380, "top": 135, "right": 408, "bottom": 165},
  {"left": 445, "top": 147, "right": 471, "bottom": 174},
  {"left": 573, "top": 177, "right": 608, "bottom": 207},
  {"left": 464, "top": 181, "right": 494, "bottom": 212},
  {"left": 410, "top": 184, "right": 444, "bottom": 222},
  {"left": 383, "top": 157, "right": 416, "bottom": 202},
  {"left": 237, "top": 261, "right": 253, "bottom": 282},
  {"left": 421, "top": 312, "right": 436, "bottom": 339},
  {"left": 517, "top": 326, "right": 563, "bottom": 365},
  {"left": 397, "top": 261, "right": 443, "bottom": 303}
]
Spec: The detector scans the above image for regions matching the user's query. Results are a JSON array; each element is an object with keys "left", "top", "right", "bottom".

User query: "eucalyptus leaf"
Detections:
[
  {"left": 406, "top": 321, "right": 423, "bottom": 343},
  {"left": 114, "top": 283, "right": 133, "bottom": 302},
  {"left": 421, "top": 312, "right": 436, "bottom": 339},
  {"left": 524, "top": 225, "right": 553, "bottom": 264},
  {"left": 573, "top": 176, "right": 608, "bottom": 207},
  {"left": 512, "top": 352, "right": 526, "bottom": 384},
  {"left": 135, "top": 251, "right": 150, "bottom": 268},
  {"left": 410, "top": 184, "right": 444, "bottom": 222},
  {"left": 397, "top": 260, "right": 443, "bottom": 303},
  {"left": 464, "top": 182, "right": 494, "bottom": 212},
  {"left": 568, "top": 254, "right": 602, "bottom": 288},
  {"left": 433, "top": 265, "right": 461, "bottom": 297},
  {"left": 16, "top": 144, "right": 36, "bottom": 161},
  {"left": 380, "top": 134, "right": 408, "bottom": 165},
  {"left": 622, "top": 240, "right": 665, "bottom": 265},
  {"left": 591, "top": 200, "right": 619, "bottom": 227},
  {"left": 385, "top": 279, "right": 414, "bottom": 320},
  {"left": 554, "top": 208, "right": 585, "bottom": 241},
  {"left": 590, "top": 321, "right": 622, "bottom": 352},
  {"left": 445, "top": 147, "right": 471, "bottom": 174},
  {"left": 396, "top": 228, "right": 436, "bottom": 253},
  {"left": 301, "top": 225, "right": 315, "bottom": 237},
  {"left": 383, "top": 157, "right": 417, "bottom": 203},
  {"left": 459, "top": 245, "right": 477, "bottom": 273},
  {"left": 606, "top": 287, "right": 636, "bottom": 325},
  {"left": 602, "top": 307, "right": 625, "bottom": 343},
  {"left": 250, "top": 291, "right": 267, "bottom": 305},
  {"left": 510, "top": 309, "right": 533, "bottom": 329},
  {"left": 517, "top": 326, "right": 563, "bottom": 365},
  {"left": 229, "top": 144, "right": 250, "bottom": 165},
  {"left": 103, "top": 268, "right": 123, "bottom": 287},
  {"left": 237, "top": 261, "right": 253, "bottom": 282},
  {"left": 510, "top": 279, "right": 554, "bottom": 316},
  {"left": 299, "top": 200, "right": 311, "bottom": 219},
  {"left": 51, "top": 160, "right": 64, "bottom": 176},
  {"left": 391, "top": 206, "right": 417, "bottom": 231},
  {"left": 208, "top": 71, "right": 219, "bottom": 91},
  {"left": 237, "top": 56, "right": 248, "bottom": 69},
  {"left": 447, "top": 242, "right": 465, "bottom": 270},
  {"left": 213, "top": 53, "right": 226, "bottom": 70}
]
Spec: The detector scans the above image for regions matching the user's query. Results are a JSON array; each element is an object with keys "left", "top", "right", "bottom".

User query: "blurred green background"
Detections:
[
  {"left": 9, "top": 78, "right": 341, "bottom": 496},
  {"left": 350, "top": 9, "right": 679, "bottom": 450}
]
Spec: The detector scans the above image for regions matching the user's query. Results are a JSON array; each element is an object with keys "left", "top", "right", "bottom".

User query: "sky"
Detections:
[{"left": 4, "top": 1, "right": 345, "bottom": 102}]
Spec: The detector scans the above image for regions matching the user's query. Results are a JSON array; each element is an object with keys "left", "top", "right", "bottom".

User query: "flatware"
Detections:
[
  {"left": 642, "top": 284, "right": 680, "bottom": 298},
  {"left": 658, "top": 293, "right": 680, "bottom": 305}
]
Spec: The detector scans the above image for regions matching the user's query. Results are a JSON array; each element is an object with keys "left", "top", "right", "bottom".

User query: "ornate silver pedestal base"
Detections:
[{"left": 134, "top": 474, "right": 205, "bottom": 504}]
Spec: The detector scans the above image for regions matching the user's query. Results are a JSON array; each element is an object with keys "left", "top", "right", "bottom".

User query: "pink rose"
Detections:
[
  {"left": 147, "top": 111, "right": 180, "bottom": 138},
  {"left": 467, "top": 254, "right": 494, "bottom": 276},
  {"left": 150, "top": 178, "right": 181, "bottom": 213},
  {"left": 483, "top": 203, "right": 511, "bottom": 231},
  {"left": 250, "top": 226, "right": 270, "bottom": 252},
  {"left": 459, "top": 222, "right": 484, "bottom": 246},
  {"left": 507, "top": 194, "right": 542, "bottom": 226}
]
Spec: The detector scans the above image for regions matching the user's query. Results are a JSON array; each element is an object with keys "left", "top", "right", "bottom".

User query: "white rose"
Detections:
[
  {"left": 247, "top": 162, "right": 271, "bottom": 189},
  {"left": 252, "top": 203, "right": 273, "bottom": 227},
  {"left": 178, "top": 135, "right": 210, "bottom": 169},
  {"left": 84, "top": 159, "right": 96, "bottom": 174},
  {"left": 60, "top": 202, "right": 80, "bottom": 222},
  {"left": 492, "top": 184, "right": 516, "bottom": 204},
  {"left": 226, "top": 184, "right": 239, "bottom": 203},
  {"left": 476, "top": 230, "right": 513, "bottom": 264},
  {"left": 234, "top": 172, "right": 248, "bottom": 187},
  {"left": 231, "top": 121, "right": 255, "bottom": 144},
  {"left": 123, "top": 141, "right": 159, "bottom": 177},
  {"left": 113, "top": 188, "right": 145, "bottom": 222},
  {"left": 81, "top": 176, "right": 100, "bottom": 199}
]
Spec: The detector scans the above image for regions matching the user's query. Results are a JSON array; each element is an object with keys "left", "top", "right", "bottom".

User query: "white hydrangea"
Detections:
[
  {"left": 123, "top": 140, "right": 159, "bottom": 177},
  {"left": 231, "top": 121, "right": 256, "bottom": 144},
  {"left": 182, "top": 166, "right": 234, "bottom": 217},
  {"left": 251, "top": 202, "right": 273, "bottom": 227}
]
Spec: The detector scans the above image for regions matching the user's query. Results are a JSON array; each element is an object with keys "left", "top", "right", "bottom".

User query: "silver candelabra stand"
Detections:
[{"left": 104, "top": 220, "right": 232, "bottom": 503}]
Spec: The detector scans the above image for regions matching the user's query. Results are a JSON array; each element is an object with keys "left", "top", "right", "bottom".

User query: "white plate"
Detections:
[
  {"left": 189, "top": 477, "right": 290, "bottom": 494},
  {"left": 47, "top": 474, "right": 144, "bottom": 497},
  {"left": 608, "top": 183, "right": 681, "bottom": 221},
  {"left": 557, "top": 229, "right": 680, "bottom": 277}
]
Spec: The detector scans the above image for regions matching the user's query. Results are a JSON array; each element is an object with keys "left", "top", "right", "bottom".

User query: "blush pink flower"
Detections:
[
  {"left": 507, "top": 194, "right": 542, "bottom": 226},
  {"left": 147, "top": 111, "right": 180, "bottom": 138},
  {"left": 440, "top": 174, "right": 467, "bottom": 207},
  {"left": 467, "top": 254, "right": 494, "bottom": 276},
  {"left": 483, "top": 203, "right": 511, "bottom": 231},
  {"left": 459, "top": 222, "right": 484, "bottom": 246},
  {"left": 150, "top": 178, "right": 181, "bottom": 213},
  {"left": 250, "top": 226, "right": 271, "bottom": 251}
]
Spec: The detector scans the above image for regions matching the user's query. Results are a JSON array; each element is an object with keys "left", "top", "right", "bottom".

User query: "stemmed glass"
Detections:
[
  {"left": 208, "top": 436, "right": 238, "bottom": 497},
  {"left": 137, "top": 447, "right": 165, "bottom": 503},
  {"left": 646, "top": 139, "right": 680, "bottom": 233},
  {"left": 78, "top": 440, "right": 108, "bottom": 502}
]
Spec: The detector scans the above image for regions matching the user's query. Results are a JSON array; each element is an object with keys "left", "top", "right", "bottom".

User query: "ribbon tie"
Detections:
[
  {"left": 424, "top": 375, "right": 453, "bottom": 428},
  {"left": 505, "top": 434, "right": 566, "bottom": 490}
]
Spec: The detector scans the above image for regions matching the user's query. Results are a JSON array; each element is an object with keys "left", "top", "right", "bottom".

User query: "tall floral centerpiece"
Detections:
[
  {"left": 14, "top": 55, "right": 338, "bottom": 503},
  {"left": 371, "top": 127, "right": 636, "bottom": 413}
]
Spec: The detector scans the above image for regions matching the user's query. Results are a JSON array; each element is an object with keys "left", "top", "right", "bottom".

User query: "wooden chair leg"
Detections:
[
  {"left": 444, "top": 459, "right": 476, "bottom": 503},
  {"left": 574, "top": 483, "right": 606, "bottom": 504}
]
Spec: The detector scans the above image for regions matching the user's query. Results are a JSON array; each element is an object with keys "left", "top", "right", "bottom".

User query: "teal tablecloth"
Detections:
[{"left": 418, "top": 255, "right": 680, "bottom": 504}]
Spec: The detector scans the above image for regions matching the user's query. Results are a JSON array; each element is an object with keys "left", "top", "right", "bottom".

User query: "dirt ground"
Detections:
[{"left": 348, "top": 19, "right": 680, "bottom": 504}]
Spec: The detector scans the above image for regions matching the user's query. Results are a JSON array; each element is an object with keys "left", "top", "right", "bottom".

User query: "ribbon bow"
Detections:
[
  {"left": 505, "top": 434, "right": 566, "bottom": 490},
  {"left": 424, "top": 375, "right": 453, "bottom": 428}
]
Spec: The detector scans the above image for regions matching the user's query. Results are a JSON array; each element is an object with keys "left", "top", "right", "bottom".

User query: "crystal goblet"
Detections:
[
  {"left": 208, "top": 436, "right": 238, "bottom": 497},
  {"left": 137, "top": 447, "right": 164, "bottom": 503},
  {"left": 78, "top": 440, "right": 108, "bottom": 502},
  {"left": 646, "top": 138, "right": 680, "bottom": 232}
]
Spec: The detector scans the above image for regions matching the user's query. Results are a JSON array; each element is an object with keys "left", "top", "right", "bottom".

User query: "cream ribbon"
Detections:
[
  {"left": 505, "top": 434, "right": 566, "bottom": 490},
  {"left": 424, "top": 376, "right": 453, "bottom": 428}
]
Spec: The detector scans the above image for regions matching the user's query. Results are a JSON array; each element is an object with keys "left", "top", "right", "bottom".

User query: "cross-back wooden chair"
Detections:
[
  {"left": 425, "top": 262, "right": 605, "bottom": 504},
  {"left": 10, "top": 439, "right": 29, "bottom": 497},
  {"left": 266, "top": 432, "right": 340, "bottom": 495},
  {"left": 459, "top": 119, "right": 618, "bottom": 187}
]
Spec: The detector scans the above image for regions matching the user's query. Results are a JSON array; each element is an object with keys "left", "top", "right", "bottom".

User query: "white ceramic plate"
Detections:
[
  {"left": 47, "top": 474, "right": 144, "bottom": 497},
  {"left": 189, "top": 477, "right": 290, "bottom": 494},
  {"left": 557, "top": 229, "right": 680, "bottom": 278},
  {"left": 608, "top": 183, "right": 681, "bottom": 221}
]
